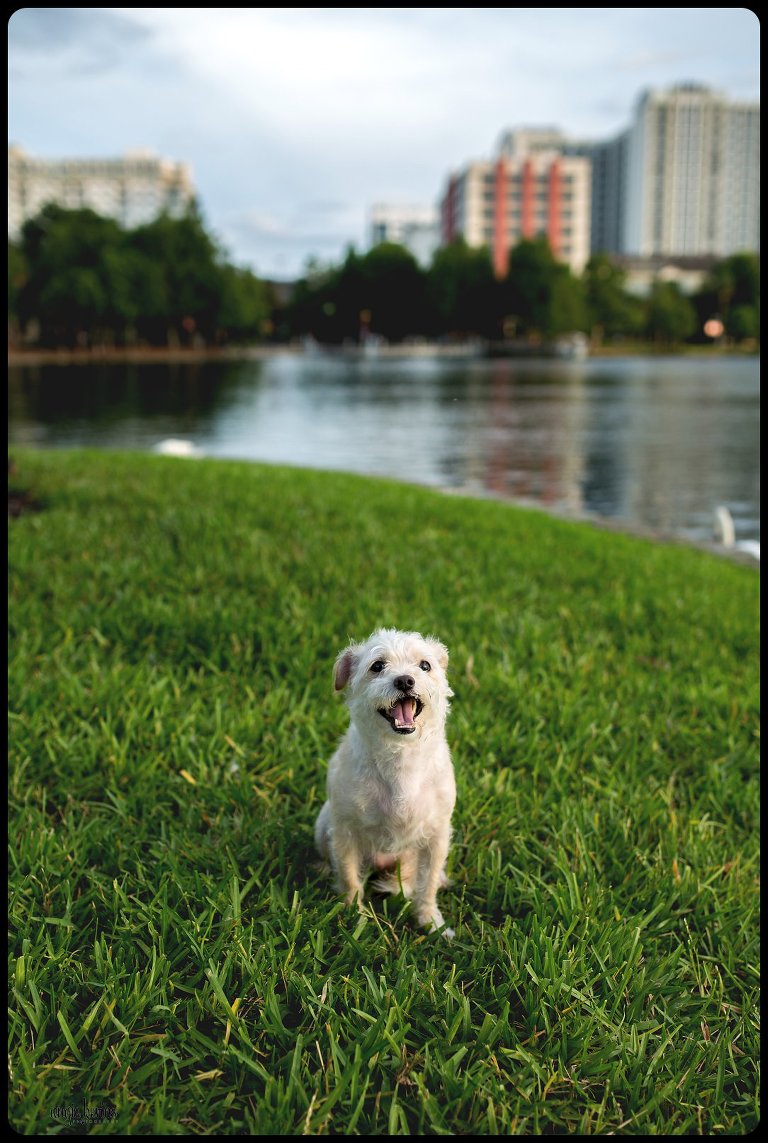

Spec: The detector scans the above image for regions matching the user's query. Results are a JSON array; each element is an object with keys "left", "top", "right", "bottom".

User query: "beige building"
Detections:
[
  {"left": 8, "top": 146, "right": 195, "bottom": 238},
  {"left": 440, "top": 131, "right": 591, "bottom": 277},
  {"left": 610, "top": 254, "right": 717, "bottom": 297},
  {"left": 623, "top": 84, "right": 760, "bottom": 258},
  {"left": 369, "top": 203, "right": 440, "bottom": 267}
]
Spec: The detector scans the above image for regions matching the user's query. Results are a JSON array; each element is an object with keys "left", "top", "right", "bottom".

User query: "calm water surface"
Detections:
[{"left": 8, "top": 352, "right": 760, "bottom": 544}]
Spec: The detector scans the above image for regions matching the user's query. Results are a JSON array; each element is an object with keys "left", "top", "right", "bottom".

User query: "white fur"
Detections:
[{"left": 314, "top": 627, "right": 456, "bottom": 937}]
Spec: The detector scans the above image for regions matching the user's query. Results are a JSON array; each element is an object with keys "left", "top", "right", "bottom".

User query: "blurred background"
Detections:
[{"left": 7, "top": 8, "right": 760, "bottom": 549}]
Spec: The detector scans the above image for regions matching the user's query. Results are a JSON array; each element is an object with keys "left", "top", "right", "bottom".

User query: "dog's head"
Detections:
[{"left": 333, "top": 628, "right": 452, "bottom": 742}]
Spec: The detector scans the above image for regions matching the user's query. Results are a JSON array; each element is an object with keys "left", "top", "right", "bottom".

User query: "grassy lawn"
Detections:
[{"left": 8, "top": 449, "right": 759, "bottom": 1135}]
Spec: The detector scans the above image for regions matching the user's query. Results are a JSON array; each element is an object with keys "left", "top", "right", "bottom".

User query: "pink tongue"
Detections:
[{"left": 393, "top": 699, "right": 416, "bottom": 727}]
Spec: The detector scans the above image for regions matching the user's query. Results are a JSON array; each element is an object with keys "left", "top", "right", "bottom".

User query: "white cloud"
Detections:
[{"left": 9, "top": 7, "right": 761, "bottom": 278}]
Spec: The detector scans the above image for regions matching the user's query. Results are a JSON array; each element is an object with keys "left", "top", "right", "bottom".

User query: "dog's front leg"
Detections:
[
  {"left": 414, "top": 833, "right": 453, "bottom": 937},
  {"left": 332, "top": 839, "right": 367, "bottom": 911}
]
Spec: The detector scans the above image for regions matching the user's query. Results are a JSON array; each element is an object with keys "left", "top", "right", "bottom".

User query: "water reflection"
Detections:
[
  {"left": 7, "top": 360, "right": 245, "bottom": 444},
  {"left": 7, "top": 353, "right": 760, "bottom": 543}
]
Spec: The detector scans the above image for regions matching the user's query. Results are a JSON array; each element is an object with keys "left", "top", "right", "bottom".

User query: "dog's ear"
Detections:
[
  {"left": 333, "top": 647, "right": 358, "bottom": 691},
  {"left": 427, "top": 639, "right": 449, "bottom": 672}
]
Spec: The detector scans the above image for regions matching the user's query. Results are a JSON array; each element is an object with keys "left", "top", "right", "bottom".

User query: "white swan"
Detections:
[
  {"left": 713, "top": 506, "right": 760, "bottom": 560},
  {"left": 153, "top": 438, "right": 203, "bottom": 458}
]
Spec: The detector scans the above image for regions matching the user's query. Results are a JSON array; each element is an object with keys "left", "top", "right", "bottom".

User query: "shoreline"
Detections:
[
  {"left": 438, "top": 482, "right": 760, "bottom": 567},
  {"left": 8, "top": 345, "right": 758, "bottom": 565},
  {"left": 8, "top": 439, "right": 759, "bottom": 567},
  {"left": 7, "top": 344, "right": 293, "bottom": 367},
  {"left": 7, "top": 342, "right": 757, "bottom": 367}
]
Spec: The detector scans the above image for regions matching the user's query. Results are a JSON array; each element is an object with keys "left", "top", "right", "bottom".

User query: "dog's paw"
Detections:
[
  {"left": 430, "top": 915, "right": 455, "bottom": 939},
  {"left": 344, "top": 888, "right": 367, "bottom": 913},
  {"left": 426, "top": 920, "right": 455, "bottom": 940},
  {"left": 418, "top": 908, "right": 454, "bottom": 939}
]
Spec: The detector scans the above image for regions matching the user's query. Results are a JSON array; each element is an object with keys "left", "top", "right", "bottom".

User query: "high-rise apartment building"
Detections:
[
  {"left": 621, "top": 84, "right": 759, "bottom": 257},
  {"left": 437, "top": 84, "right": 758, "bottom": 274},
  {"left": 440, "top": 130, "right": 592, "bottom": 277},
  {"left": 563, "top": 134, "right": 629, "bottom": 258},
  {"left": 8, "top": 146, "right": 195, "bottom": 238}
]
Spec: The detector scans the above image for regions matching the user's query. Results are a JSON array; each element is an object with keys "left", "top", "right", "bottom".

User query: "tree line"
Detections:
[
  {"left": 8, "top": 204, "right": 759, "bottom": 349},
  {"left": 8, "top": 202, "right": 272, "bottom": 349},
  {"left": 281, "top": 239, "right": 759, "bottom": 349}
]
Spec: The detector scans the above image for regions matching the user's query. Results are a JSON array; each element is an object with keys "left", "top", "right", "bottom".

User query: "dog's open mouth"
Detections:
[{"left": 379, "top": 696, "right": 424, "bottom": 734}]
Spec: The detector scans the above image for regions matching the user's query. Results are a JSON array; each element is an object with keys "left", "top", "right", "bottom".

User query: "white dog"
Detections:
[{"left": 314, "top": 627, "right": 456, "bottom": 936}]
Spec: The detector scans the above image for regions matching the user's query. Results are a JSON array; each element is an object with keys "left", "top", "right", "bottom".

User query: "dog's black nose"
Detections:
[{"left": 394, "top": 674, "right": 415, "bottom": 692}]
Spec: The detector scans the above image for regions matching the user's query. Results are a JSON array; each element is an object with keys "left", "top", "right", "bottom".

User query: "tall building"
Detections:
[
  {"left": 622, "top": 84, "right": 759, "bottom": 257},
  {"left": 368, "top": 203, "right": 440, "bottom": 267},
  {"left": 563, "top": 133, "right": 629, "bottom": 258},
  {"left": 440, "top": 130, "right": 591, "bottom": 277},
  {"left": 8, "top": 146, "right": 195, "bottom": 238},
  {"left": 439, "top": 84, "right": 759, "bottom": 274}
]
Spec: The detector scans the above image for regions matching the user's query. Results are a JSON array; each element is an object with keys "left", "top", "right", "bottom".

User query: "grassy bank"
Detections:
[{"left": 8, "top": 449, "right": 759, "bottom": 1135}]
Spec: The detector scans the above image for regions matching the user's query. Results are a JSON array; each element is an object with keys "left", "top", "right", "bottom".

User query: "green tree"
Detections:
[
  {"left": 124, "top": 251, "right": 171, "bottom": 345},
  {"left": 726, "top": 303, "right": 759, "bottom": 341},
  {"left": 216, "top": 264, "right": 271, "bottom": 343},
  {"left": 547, "top": 267, "right": 587, "bottom": 337},
  {"left": 14, "top": 202, "right": 273, "bottom": 348},
  {"left": 131, "top": 204, "right": 224, "bottom": 345},
  {"left": 329, "top": 248, "right": 368, "bottom": 341},
  {"left": 694, "top": 252, "right": 760, "bottom": 344},
  {"left": 503, "top": 237, "right": 586, "bottom": 339},
  {"left": 358, "top": 242, "right": 429, "bottom": 342},
  {"left": 8, "top": 241, "right": 28, "bottom": 344},
  {"left": 709, "top": 252, "right": 759, "bottom": 311},
  {"left": 582, "top": 254, "right": 645, "bottom": 343},
  {"left": 285, "top": 243, "right": 430, "bottom": 343},
  {"left": 645, "top": 281, "right": 697, "bottom": 345},
  {"left": 427, "top": 239, "right": 500, "bottom": 338},
  {"left": 18, "top": 205, "right": 126, "bottom": 346},
  {"left": 284, "top": 261, "right": 345, "bottom": 343}
]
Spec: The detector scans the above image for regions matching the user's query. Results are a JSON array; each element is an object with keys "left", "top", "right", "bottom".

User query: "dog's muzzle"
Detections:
[{"left": 379, "top": 695, "right": 424, "bottom": 734}]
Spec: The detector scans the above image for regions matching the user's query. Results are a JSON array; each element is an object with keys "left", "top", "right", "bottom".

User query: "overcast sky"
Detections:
[{"left": 8, "top": 7, "right": 760, "bottom": 280}]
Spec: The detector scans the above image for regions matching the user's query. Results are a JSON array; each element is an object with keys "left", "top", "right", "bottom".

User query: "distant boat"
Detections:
[{"left": 153, "top": 439, "right": 203, "bottom": 458}]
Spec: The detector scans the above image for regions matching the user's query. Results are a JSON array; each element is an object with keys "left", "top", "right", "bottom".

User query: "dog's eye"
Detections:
[
  {"left": 419, "top": 660, "right": 431, "bottom": 672},
  {"left": 370, "top": 660, "right": 386, "bottom": 673}
]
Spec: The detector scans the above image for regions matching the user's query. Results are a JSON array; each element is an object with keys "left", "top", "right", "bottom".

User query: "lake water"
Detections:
[{"left": 7, "top": 351, "right": 760, "bottom": 545}]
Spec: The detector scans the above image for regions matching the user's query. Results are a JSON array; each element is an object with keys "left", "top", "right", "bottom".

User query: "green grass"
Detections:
[{"left": 8, "top": 448, "right": 759, "bottom": 1135}]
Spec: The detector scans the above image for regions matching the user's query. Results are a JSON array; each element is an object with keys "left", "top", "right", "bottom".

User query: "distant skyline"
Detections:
[{"left": 8, "top": 7, "right": 760, "bottom": 280}]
